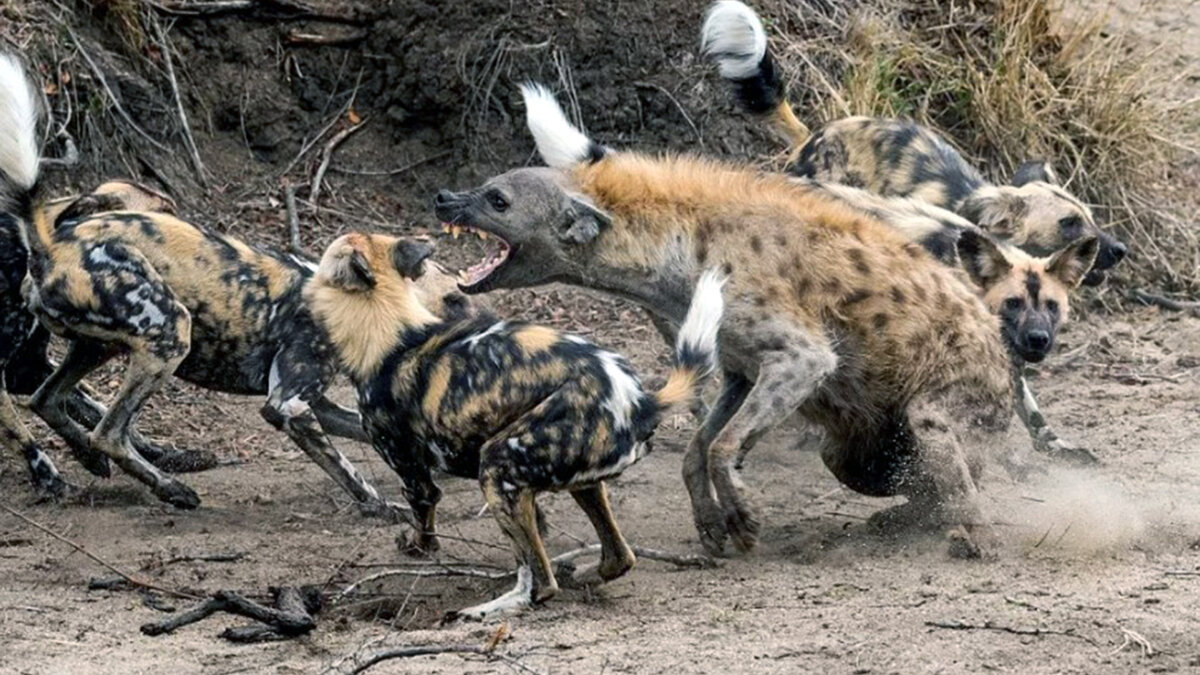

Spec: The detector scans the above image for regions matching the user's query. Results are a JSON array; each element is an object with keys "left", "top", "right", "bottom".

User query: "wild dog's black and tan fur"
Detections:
[
  {"left": 0, "top": 180, "right": 202, "bottom": 498},
  {"left": 700, "top": 0, "right": 1127, "bottom": 286},
  {"left": 0, "top": 54, "right": 475, "bottom": 513},
  {"left": 305, "top": 232, "right": 723, "bottom": 620}
]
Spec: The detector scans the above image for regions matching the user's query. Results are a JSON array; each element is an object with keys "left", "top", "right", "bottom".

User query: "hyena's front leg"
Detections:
[
  {"left": 700, "top": 322, "right": 838, "bottom": 554},
  {"left": 1014, "top": 372, "right": 1100, "bottom": 467}
]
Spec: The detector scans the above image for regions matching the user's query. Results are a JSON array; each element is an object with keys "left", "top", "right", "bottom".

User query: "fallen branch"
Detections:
[
  {"left": 925, "top": 619, "right": 1099, "bottom": 646},
  {"left": 141, "top": 586, "right": 321, "bottom": 642},
  {"left": 330, "top": 150, "right": 452, "bottom": 176},
  {"left": 284, "top": 184, "right": 304, "bottom": 255},
  {"left": 0, "top": 502, "right": 199, "bottom": 601},
  {"left": 63, "top": 25, "right": 169, "bottom": 152},
  {"left": 149, "top": 0, "right": 369, "bottom": 23},
  {"left": 284, "top": 29, "right": 369, "bottom": 47},
  {"left": 1131, "top": 289, "right": 1200, "bottom": 317},
  {"left": 151, "top": 18, "right": 208, "bottom": 188},
  {"left": 310, "top": 120, "right": 368, "bottom": 209},
  {"left": 280, "top": 72, "right": 362, "bottom": 177}
]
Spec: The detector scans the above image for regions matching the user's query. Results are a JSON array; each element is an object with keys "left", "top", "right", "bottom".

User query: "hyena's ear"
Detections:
[
  {"left": 1045, "top": 235, "right": 1099, "bottom": 289},
  {"left": 391, "top": 238, "right": 435, "bottom": 279},
  {"left": 956, "top": 229, "right": 1013, "bottom": 289},
  {"left": 1011, "top": 160, "right": 1060, "bottom": 187},
  {"left": 558, "top": 194, "right": 611, "bottom": 245},
  {"left": 960, "top": 188, "right": 1027, "bottom": 238}
]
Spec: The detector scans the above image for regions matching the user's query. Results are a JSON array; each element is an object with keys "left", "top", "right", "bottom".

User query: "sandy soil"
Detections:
[{"left": 2, "top": 0, "right": 1200, "bottom": 673}]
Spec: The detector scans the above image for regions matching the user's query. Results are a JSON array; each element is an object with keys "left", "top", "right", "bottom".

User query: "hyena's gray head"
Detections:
[
  {"left": 957, "top": 229, "right": 1098, "bottom": 363},
  {"left": 960, "top": 161, "right": 1125, "bottom": 286},
  {"left": 433, "top": 167, "right": 610, "bottom": 294}
]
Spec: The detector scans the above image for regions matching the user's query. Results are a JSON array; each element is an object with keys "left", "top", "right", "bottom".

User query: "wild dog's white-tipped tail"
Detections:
[
  {"left": 676, "top": 267, "right": 726, "bottom": 376},
  {"left": 701, "top": 0, "right": 767, "bottom": 80},
  {"left": 654, "top": 268, "right": 726, "bottom": 409},
  {"left": 520, "top": 82, "right": 599, "bottom": 170},
  {"left": 0, "top": 53, "right": 39, "bottom": 193}
]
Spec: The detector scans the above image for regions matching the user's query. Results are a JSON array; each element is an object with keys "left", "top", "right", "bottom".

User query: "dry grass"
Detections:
[{"left": 761, "top": 0, "right": 1198, "bottom": 294}]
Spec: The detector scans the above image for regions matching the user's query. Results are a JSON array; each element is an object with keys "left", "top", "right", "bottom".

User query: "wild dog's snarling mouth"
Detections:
[{"left": 441, "top": 223, "right": 513, "bottom": 289}]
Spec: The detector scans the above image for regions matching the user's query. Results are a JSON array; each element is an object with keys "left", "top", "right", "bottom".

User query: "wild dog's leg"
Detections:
[
  {"left": 568, "top": 482, "right": 636, "bottom": 586},
  {"left": 1014, "top": 373, "right": 1100, "bottom": 466},
  {"left": 261, "top": 349, "right": 411, "bottom": 523},
  {"left": 394, "top": 462, "right": 441, "bottom": 556},
  {"left": 705, "top": 332, "right": 838, "bottom": 553},
  {"left": 902, "top": 397, "right": 996, "bottom": 559},
  {"left": 10, "top": 325, "right": 211, "bottom": 472},
  {"left": 683, "top": 370, "right": 752, "bottom": 555},
  {"left": 311, "top": 396, "right": 370, "bottom": 443},
  {"left": 88, "top": 343, "right": 200, "bottom": 509},
  {"left": 0, "top": 376, "right": 68, "bottom": 497},
  {"left": 29, "top": 340, "right": 116, "bottom": 478},
  {"left": 449, "top": 481, "right": 556, "bottom": 622}
]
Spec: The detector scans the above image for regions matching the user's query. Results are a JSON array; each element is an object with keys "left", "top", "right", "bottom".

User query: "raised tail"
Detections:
[
  {"left": 654, "top": 269, "right": 725, "bottom": 410},
  {"left": 700, "top": 1, "right": 810, "bottom": 151},
  {"left": 0, "top": 52, "right": 47, "bottom": 251},
  {"left": 519, "top": 82, "right": 608, "bottom": 170}
]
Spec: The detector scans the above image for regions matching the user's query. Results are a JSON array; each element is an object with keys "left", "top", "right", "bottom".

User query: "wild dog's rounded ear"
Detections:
[
  {"left": 956, "top": 229, "right": 1013, "bottom": 289},
  {"left": 960, "top": 188, "right": 1027, "bottom": 238},
  {"left": 392, "top": 238, "right": 435, "bottom": 279},
  {"left": 1045, "top": 235, "right": 1099, "bottom": 289},
  {"left": 559, "top": 194, "right": 611, "bottom": 245},
  {"left": 324, "top": 248, "right": 376, "bottom": 291},
  {"left": 53, "top": 194, "right": 126, "bottom": 226},
  {"left": 1011, "top": 160, "right": 1060, "bottom": 187}
]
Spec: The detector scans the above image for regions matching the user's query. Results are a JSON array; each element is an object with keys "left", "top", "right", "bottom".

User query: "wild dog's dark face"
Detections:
[
  {"left": 434, "top": 168, "right": 610, "bottom": 294},
  {"left": 963, "top": 162, "right": 1125, "bottom": 286},
  {"left": 957, "top": 230, "right": 1098, "bottom": 363}
]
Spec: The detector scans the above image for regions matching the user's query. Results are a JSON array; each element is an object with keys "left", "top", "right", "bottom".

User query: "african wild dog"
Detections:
[
  {"left": 0, "top": 179, "right": 215, "bottom": 498},
  {"left": 435, "top": 84, "right": 1014, "bottom": 558},
  {"left": 0, "top": 54, "right": 475, "bottom": 515},
  {"left": 305, "top": 232, "right": 723, "bottom": 620},
  {"left": 700, "top": 0, "right": 1127, "bottom": 287}
]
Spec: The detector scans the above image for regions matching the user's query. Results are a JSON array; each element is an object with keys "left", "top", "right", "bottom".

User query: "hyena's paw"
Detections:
[
  {"left": 153, "top": 478, "right": 201, "bottom": 510},
  {"left": 946, "top": 524, "right": 999, "bottom": 561},
  {"left": 692, "top": 501, "right": 731, "bottom": 557},
  {"left": 724, "top": 498, "right": 761, "bottom": 553}
]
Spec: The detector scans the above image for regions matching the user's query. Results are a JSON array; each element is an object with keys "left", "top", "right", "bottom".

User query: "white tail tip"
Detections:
[
  {"left": 0, "top": 53, "right": 39, "bottom": 191},
  {"left": 677, "top": 268, "right": 726, "bottom": 372},
  {"left": 520, "top": 82, "right": 594, "bottom": 170},
  {"left": 701, "top": 1, "right": 768, "bottom": 81}
]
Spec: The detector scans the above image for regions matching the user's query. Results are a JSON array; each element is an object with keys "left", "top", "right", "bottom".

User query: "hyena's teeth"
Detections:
[{"left": 477, "top": 230, "right": 490, "bottom": 241}]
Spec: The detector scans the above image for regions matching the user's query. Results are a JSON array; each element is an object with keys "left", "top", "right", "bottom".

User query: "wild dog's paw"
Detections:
[
  {"left": 155, "top": 479, "right": 201, "bottom": 510},
  {"left": 395, "top": 528, "right": 440, "bottom": 558},
  {"left": 32, "top": 473, "right": 78, "bottom": 502},
  {"left": 1038, "top": 437, "right": 1101, "bottom": 467}
]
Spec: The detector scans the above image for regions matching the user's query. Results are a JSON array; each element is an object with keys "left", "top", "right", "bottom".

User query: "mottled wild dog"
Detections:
[
  {"left": 700, "top": 0, "right": 1127, "bottom": 286},
  {"left": 435, "top": 84, "right": 1014, "bottom": 558},
  {"left": 305, "top": 233, "right": 723, "bottom": 620},
  {"left": 0, "top": 53, "right": 473, "bottom": 514},
  {"left": 0, "top": 179, "right": 205, "bottom": 498}
]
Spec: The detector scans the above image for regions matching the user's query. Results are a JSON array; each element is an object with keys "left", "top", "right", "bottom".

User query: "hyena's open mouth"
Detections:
[{"left": 441, "top": 222, "right": 513, "bottom": 289}]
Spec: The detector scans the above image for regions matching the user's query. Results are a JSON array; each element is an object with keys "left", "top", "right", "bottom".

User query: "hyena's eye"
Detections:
[
  {"left": 1058, "top": 215, "right": 1083, "bottom": 238},
  {"left": 1003, "top": 297, "right": 1025, "bottom": 312},
  {"left": 1045, "top": 299, "right": 1060, "bottom": 315},
  {"left": 486, "top": 190, "right": 510, "bottom": 212}
]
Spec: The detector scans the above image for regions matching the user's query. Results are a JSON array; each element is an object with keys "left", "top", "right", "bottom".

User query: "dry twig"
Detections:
[
  {"left": 150, "top": 17, "right": 207, "bottom": 187},
  {"left": 310, "top": 119, "right": 368, "bottom": 209},
  {"left": 1131, "top": 289, "right": 1200, "bottom": 317},
  {"left": 330, "top": 150, "right": 452, "bottom": 176},
  {"left": 925, "top": 619, "right": 1099, "bottom": 646},
  {"left": 0, "top": 502, "right": 199, "bottom": 600},
  {"left": 284, "top": 183, "right": 303, "bottom": 255}
]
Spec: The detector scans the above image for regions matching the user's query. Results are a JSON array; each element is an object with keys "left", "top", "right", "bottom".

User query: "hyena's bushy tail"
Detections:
[
  {"left": 654, "top": 268, "right": 725, "bottom": 410},
  {"left": 700, "top": 1, "right": 810, "bottom": 150},
  {"left": 0, "top": 52, "right": 48, "bottom": 250}
]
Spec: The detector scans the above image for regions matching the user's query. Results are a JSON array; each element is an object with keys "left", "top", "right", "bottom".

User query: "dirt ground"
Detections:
[{"left": 3, "top": 0, "right": 1200, "bottom": 673}]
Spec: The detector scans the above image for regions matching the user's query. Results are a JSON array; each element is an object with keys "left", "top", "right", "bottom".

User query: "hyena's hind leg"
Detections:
[{"left": 564, "top": 482, "right": 636, "bottom": 587}]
